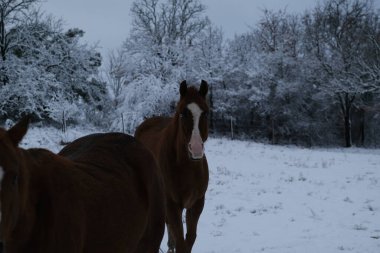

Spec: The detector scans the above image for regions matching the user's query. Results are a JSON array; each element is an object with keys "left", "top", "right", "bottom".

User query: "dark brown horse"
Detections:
[
  {"left": 135, "top": 80, "right": 209, "bottom": 253},
  {"left": 0, "top": 117, "right": 165, "bottom": 253}
]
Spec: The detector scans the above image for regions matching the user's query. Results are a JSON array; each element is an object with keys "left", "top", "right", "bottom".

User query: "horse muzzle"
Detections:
[{"left": 188, "top": 133, "right": 204, "bottom": 160}]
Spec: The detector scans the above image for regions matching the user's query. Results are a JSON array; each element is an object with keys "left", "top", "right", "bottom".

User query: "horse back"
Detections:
[
  {"left": 55, "top": 133, "right": 164, "bottom": 253},
  {"left": 58, "top": 132, "right": 159, "bottom": 214},
  {"left": 135, "top": 116, "right": 171, "bottom": 138},
  {"left": 135, "top": 116, "right": 171, "bottom": 158}
]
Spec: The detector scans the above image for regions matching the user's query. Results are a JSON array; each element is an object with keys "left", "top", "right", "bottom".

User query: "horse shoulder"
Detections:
[{"left": 135, "top": 117, "right": 171, "bottom": 156}]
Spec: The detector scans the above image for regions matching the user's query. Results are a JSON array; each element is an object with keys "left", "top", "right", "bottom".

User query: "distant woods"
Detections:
[
  {"left": 1, "top": 0, "right": 379, "bottom": 147},
  {"left": 106, "top": 0, "right": 380, "bottom": 147}
]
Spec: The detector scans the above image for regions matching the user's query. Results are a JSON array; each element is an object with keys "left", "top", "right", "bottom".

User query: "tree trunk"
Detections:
[
  {"left": 0, "top": 11, "right": 6, "bottom": 62},
  {"left": 344, "top": 114, "right": 352, "bottom": 148},
  {"left": 339, "top": 93, "right": 355, "bottom": 148},
  {"left": 359, "top": 109, "right": 365, "bottom": 146},
  {"left": 271, "top": 118, "right": 275, "bottom": 145},
  {"left": 0, "top": 11, "right": 8, "bottom": 86}
]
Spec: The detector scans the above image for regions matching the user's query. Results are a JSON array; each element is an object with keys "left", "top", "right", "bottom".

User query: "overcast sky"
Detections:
[{"left": 41, "top": 0, "right": 379, "bottom": 58}]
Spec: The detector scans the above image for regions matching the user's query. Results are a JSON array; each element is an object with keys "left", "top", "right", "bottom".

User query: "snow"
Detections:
[{"left": 20, "top": 127, "right": 380, "bottom": 253}]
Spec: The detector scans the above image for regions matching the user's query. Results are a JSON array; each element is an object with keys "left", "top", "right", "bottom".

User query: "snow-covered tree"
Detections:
[
  {"left": 0, "top": 0, "right": 41, "bottom": 85},
  {"left": 107, "top": 0, "right": 215, "bottom": 132},
  {"left": 304, "top": 0, "right": 380, "bottom": 147},
  {"left": 125, "top": 0, "right": 210, "bottom": 80},
  {"left": 104, "top": 49, "right": 128, "bottom": 109},
  {"left": 0, "top": 7, "right": 108, "bottom": 124},
  {"left": 219, "top": 9, "right": 310, "bottom": 143}
]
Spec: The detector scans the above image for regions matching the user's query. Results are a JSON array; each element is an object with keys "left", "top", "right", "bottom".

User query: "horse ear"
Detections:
[
  {"left": 199, "top": 80, "right": 208, "bottom": 98},
  {"left": 180, "top": 80, "right": 187, "bottom": 97},
  {"left": 8, "top": 115, "right": 30, "bottom": 146}
]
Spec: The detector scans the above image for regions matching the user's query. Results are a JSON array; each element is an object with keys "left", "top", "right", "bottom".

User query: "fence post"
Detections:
[
  {"left": 231, "top": 116, "right": 234, "bottom": 140},
  {"left": 272, "top": 119, "right": 275, "bottom": 145},
  {"left": 121, "top": 113, "right": 125, "bottom": 133},
  {"left": 62, "top": 111, "right": 66, "bottom": 134}
]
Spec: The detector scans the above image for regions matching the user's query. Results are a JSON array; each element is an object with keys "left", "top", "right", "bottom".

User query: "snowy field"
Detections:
[{"left": 20, "top": 126, "right": 380, "bottom": 253}]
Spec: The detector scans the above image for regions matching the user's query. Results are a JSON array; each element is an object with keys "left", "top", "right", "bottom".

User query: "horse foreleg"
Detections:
[
  {"left": 166, "top": 199, "right": 186, "bottom": 253},
  {"left": 185, "top": 197, "right": 205, "bottom": 252},
  {"left": 167, "top": 224, "right": 175, "bottom": 253}
]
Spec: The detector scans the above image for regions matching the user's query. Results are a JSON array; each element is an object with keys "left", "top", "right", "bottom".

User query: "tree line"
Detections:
[
  {"left": 107, "top": 0, "right": 380, "bottom": 147},
  {"left": 0, "top": 0, "right": 379, "bottom": 147}
]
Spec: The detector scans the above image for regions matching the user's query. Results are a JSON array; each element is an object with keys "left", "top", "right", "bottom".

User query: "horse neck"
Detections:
[
  {"left": 1, "top": 149, "right": 56, "bottom": 242},
  {"left": 18, "top": 148, "right": 65, "bottom": 207},
  {"left": 1, "top": 149, "right": 32, "bottom": 242},
  {"left": 18, "top": 149, "right": 45, "bottom": 189}
]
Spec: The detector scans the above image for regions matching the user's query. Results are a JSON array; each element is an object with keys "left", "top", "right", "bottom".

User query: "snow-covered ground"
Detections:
[{"left": 20, "top": 126, "right": 380, "bottom": 253}]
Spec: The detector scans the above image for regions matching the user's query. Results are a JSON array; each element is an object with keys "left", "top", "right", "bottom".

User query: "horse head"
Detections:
[
  {"left": 0, "top": 116, "right": 30, "bottom": 240},
  {"left": 176, "top": 80, "right": 209, "bottom": 160}
]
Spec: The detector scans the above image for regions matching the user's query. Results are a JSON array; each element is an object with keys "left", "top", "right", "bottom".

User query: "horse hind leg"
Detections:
[
  {"left": 134, "top": 219, "right": 165, "bottom": 253},
  {"left": 135, "top": 198, "right": 165, "bottom": 253}
]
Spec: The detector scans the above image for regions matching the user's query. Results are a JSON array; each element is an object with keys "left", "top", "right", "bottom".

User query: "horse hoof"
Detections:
[{"left": 167, "top": 248, "right": 175, "bottom": 253}]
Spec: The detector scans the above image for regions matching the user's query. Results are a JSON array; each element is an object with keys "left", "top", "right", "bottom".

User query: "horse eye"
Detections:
[
  {"left": 180, "top": 108, "right": 190, "bottom": 118},
  {"left": 202, "top": 112, "right": 209, "bottom": 118}
]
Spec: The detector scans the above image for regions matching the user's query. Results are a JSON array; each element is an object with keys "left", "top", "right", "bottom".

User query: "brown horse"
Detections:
[
  {"left": 0, "top": 117, "right": 165, "bottom": 253},
  {"left": 135, "top": 80, "right": 209, "bottom": 253}
]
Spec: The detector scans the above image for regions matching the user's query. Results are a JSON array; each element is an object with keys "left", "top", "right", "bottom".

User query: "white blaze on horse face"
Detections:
[{"left": 187, "top": 103, "right": 204, "bottom": 159}]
